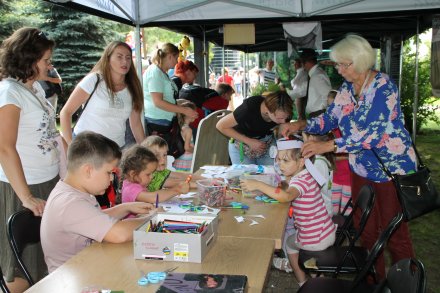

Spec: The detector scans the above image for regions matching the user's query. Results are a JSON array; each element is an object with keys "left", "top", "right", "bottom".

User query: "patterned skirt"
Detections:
[{"left": 173, "top": 152, "right": 193, "bottom": 172}]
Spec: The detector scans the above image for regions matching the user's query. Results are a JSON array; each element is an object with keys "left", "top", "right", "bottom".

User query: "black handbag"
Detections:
[{"left": 373, "top": 144, "right": 440, "bottom": 221}]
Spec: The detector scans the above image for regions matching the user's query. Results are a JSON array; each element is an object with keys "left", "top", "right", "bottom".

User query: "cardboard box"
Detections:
[{"left": 133, "top": 212, "right": 218, "bottom": 263}]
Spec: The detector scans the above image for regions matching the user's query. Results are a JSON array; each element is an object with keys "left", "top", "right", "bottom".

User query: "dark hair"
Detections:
[
  {"left": 215, "top": 83, "right": 234, "bottom": 96},
  {"left": 198, "top": 275, "right": 224, "bottom": 289},
  {"left": 91, "top": 41, "right": 143, "bottom": 112},
  {"left": 0, "top": 27, "right": 55, "bottom": 83},
  {"left": 263, "top": 91, "right": 293, "bottom": 121},
  {"left": 120, "top": 145, "right": 158, "bottom": 182},
  {"left": 177, "top": 100, "right": 196, "bottom": 127},
  {"left": 174, "top": 60, "right": 199, "bottom": 74},
  {"left": 67, "top": 131, "right": 122, "bottom": 171}
]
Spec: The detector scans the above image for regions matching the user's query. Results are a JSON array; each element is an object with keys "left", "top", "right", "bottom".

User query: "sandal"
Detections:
[{"left": 272, "top": 257, "right": 293, "bottom": 273}]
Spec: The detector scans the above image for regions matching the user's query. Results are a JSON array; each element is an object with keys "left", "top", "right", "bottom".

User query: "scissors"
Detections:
[{"left": 137, "top": 266, "right": 178, "bottom": 286}]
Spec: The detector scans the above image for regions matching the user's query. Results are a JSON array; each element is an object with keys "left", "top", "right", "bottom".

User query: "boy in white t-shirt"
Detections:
[{"left": 41, "top": 131, "right": 155, "bottom": 273}]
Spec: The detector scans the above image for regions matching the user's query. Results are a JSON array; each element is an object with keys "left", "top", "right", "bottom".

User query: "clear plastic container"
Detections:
[
  {"left": 197, "top": 179, "right": 226, "bottom": 207},
  {"left": 224, "top": 170, "right": 244, "bottom": 189},
  {"left": 239, "top": 173, "right": 278, "bottom": 197}
]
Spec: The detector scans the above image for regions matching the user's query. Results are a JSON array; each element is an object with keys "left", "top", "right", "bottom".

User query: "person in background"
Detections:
[
  {"left": 143, "top": 43, "right": 198, "bottom": 158},
  {"left": 216, "top": 91, "right": 292, "bottom": 165},
  {"left": 141, "top": 136, "right": 203, "bottom": 191},
  {"left": 259, "top": 58, "right": 279, "bottom": 86},
  {"left": 38, "top": 64, "right": 62, "bottom": 112},
  {"left": 60, "top": 41, "right": 145, "bottom": 148},
  {"left": 171, "top": 60, "right": 199, "bottom": 92},
  {"left": 233, "top": 70, "right": 243, "bottom": 96},
  {"left": 216, "top": 67, "right": 235, "bottom": 89},
  {"left": 173, "top": 101, "right": 197, "bottom": 172},
  {"left": 327, "top": 90, "right": 352, "bottom": 216},
  {"left": 303, "top": 132, "right": 335, "bottom": 216},
  {"left": 296, "top": 48, "right": 331, "bottom": 119},
  {"left": 40, "top": 132, "right": 155, "bottom": 273},
  {"left": 208, "top": 72, "right": 216, "bottom": 89},
  {"left": 0, "top": 27, "right": 58, "bottom": 292},
  {"left": 120, "top": 145, "right": 187, "bottom": 206},
  {"left": 280, "top": 34, "right": 416, "bottom": 281},
  {"left": 284, "top": 58, "right": 308, "bottom": 120}
]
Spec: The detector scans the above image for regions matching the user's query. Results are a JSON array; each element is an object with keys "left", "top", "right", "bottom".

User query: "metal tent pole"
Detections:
[{"left": 412, "top": 16, "right": 420, "bottom": 142}]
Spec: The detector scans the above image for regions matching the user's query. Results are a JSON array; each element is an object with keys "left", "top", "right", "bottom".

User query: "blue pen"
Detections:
[{"left": 155, "top": 193, "right": 159, "bottom": 208}]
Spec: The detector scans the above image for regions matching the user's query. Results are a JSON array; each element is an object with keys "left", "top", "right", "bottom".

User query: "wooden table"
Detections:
[
  {"left": 194, "top": 168, "right": 290, "bottom": 250},
  {"left": 26, "top": 237, "right": 274, "bottom": 293},
  {"left": 216, "top": 191, "right": 289, "bottom": 250}
]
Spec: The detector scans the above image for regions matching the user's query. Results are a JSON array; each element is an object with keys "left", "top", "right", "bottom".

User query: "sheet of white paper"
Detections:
[
  {"left": 176, "top": 192, "right": 197, "bottom": 199},
  {"left": 161, "top": 205, "right": 189, "bottom": 214},
  {"left": 249, "top": 219, "right": 259, "bottom": 226},
  {"left": 234, "top": 216, "right": 245, "bottom": 223},
  {"left": 246, "top": 214, "right": 266, "bottom": 219}
]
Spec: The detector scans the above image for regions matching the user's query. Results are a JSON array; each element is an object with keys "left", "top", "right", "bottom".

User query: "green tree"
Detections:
[
  {"left": 400, "top": 36, "right": 440, "bottom": 134},
  {"left": 0, "top": 0, "right": 41, "bottom": 41}
]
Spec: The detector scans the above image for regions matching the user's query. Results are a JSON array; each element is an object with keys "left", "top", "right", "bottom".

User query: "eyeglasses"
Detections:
[{"left": 334, "top": 62, "right": 353, "bottom": 70}]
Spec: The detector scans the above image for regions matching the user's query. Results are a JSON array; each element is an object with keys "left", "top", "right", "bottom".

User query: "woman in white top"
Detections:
[
  {"left": 0, "top": 27, "right": 58, "bottom": 291},
  {"left": 143, "top": 43, "right": 198, "bottom": 158},
  {"left": 60, "top": 41, "right": 145, "bottom": 148}
]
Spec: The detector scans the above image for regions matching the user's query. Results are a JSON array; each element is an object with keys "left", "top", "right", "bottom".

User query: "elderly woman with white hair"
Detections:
[{"left": 279, "top": 34, "right": 416, "bottom": 282}]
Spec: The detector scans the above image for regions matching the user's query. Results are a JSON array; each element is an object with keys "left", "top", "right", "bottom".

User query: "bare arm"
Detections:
[
  {"left": 129, "top": 109, "right": 146, "bottom": 143},
  {"left": 102, "top": 201, "right": 154, "bottom": 219},
  {"left": 136, "top": 183, "right": 189, "bottom": 204},
  {"left": 151, "top": 92, "right": 198, "bottom": 120},
  {"left": 182, "top": 127, "right": 193, "bottom": 153},
  {"left": 240, "top": 179, "right": 299, "bottom": 203},
  {"left": 0, "top": 105, "right": 46, "bottom": 216},
  {"left": 59, "top": 86, "right": 90, "bottom": 145}
]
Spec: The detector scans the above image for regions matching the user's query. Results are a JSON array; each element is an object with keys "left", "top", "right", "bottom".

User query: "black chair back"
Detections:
[
  {"left": 336, "top": 184, "right": 375, "bottom": 246},
  {"left": 7, "top": 209, "right": 42, "bottom": 285},
  {"left": 350, "top": 213, "right": 404, "bottom": 292},
  {"left": 373, "top": 258, "right": 426, "bottom": 293}
]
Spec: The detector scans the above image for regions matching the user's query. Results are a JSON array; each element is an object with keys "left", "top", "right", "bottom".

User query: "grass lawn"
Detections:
[{"left": 410, "top": 109, "right": 440, "bottom": 293}]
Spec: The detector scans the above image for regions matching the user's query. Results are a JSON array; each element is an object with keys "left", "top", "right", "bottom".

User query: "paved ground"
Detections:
[{"left": 264, "top": 266, "right": 299, "bottom": 292}]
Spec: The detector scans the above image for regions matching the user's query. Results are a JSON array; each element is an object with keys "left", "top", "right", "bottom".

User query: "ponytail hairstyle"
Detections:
[{"left": 151, "top": 43, "right": 179, "bottom": 68}]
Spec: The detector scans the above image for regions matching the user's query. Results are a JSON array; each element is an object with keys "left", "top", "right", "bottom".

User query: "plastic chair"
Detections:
[
  {"left": 373, "top": 258, "right": 426, "bottom": 293},
  {"left": 7, "top": 209, "right": 42, "bottom": 285},
  {"left": 298, "top": 184, "right": 375, "bottom": 276},
  {"left": 298, "top": 213, "right": 404, "bottom": 293},
  {"left": 0, "top": 264, "right": 11, "bottom": 293},
  {"left": 190, "top": 109, "right": 231, "bottom": 173}
]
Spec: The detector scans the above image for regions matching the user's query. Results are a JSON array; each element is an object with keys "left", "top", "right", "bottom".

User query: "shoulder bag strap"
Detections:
[
  {"left": 76, "top": 73, "right": 101, "bottom": 122},
  {"left": 371, "top": 149, "right": 394, "bottom": 179}
]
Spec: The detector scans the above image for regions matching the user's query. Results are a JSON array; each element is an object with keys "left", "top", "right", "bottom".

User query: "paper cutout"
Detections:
[
  {"left": 249, "top": 220, "right": 259, "bottom": 226},
  {"left": 234, "top": 216, "right": 245, "bottom": 223}
]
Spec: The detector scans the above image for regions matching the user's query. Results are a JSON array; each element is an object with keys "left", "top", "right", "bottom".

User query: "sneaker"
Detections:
[{"left": 272, "top": 257, "right": 293, "bottom": 273}]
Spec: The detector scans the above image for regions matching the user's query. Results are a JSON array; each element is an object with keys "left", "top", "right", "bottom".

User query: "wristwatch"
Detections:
[{"left": 333, "top": 140, "right": 338, "bottom": 153}]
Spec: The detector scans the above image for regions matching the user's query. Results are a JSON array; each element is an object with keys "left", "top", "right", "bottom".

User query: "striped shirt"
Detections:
[
  {"left": 261, "top": 69, "right": 278, "bottom": 86},
  {"left": 290, "top": 169, "right": 336, "bottom": 246}
]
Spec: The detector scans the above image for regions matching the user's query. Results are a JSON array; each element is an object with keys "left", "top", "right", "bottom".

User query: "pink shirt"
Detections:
[
  {"left": 290, "top": 170, "right": 336, "bottom": 246},
  {"left": 41, "top": 181, "right": 118, "bottom": 273},
  {"left": 121, "top": 179, "right": 145, "bottom": 203}
]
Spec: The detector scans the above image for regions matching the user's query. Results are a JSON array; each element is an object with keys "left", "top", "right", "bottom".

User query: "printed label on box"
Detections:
[{"left": 174, "top": 243, "right": 189, "bottom": 262}]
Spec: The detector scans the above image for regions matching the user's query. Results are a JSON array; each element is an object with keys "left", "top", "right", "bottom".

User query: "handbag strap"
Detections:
[
  {"left": 76, "top": 73, "right": 101, "bottom": 122},
  {"left": 372, "top": 140, "right": 423, "bottom": 179}
]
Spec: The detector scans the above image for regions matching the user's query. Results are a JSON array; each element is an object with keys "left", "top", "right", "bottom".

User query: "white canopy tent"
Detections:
[{"left": 48, "top": 0, "right": 440, "bottom": 137}]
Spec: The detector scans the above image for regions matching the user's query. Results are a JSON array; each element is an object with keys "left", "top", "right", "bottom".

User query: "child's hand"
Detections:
[
  {"left": 176, "top": 181, "right": 190, "bottom": 194},
  {"left": 240, "top": 179, "right": 260, "bottom": 192},
  {"left": 126, "top": 202, "right": 154, "bottom": 215}
]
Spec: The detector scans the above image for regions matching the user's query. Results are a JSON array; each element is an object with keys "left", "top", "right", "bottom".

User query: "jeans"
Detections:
[{"left": 228, "top": 141, "right": 274, "bottom": 165}]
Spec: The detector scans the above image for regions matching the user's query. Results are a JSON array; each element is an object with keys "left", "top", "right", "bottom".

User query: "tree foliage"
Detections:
[{"left": 400, "top": 36, "right": 440, "bottom": 134}]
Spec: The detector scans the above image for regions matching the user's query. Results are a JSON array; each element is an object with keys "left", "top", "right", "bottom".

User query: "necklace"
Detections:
[{"left": 355, "top": 70, "right": 371, "bottom": 99}]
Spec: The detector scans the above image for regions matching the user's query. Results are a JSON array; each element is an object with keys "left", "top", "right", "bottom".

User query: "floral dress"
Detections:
[{"left": 305, "top": 71, "right": 416, "bottom": 182}]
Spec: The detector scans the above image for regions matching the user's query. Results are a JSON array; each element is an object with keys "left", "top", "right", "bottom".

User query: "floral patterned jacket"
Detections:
[{"left": 305, "top": 71, "right": 416, "bottom": 183}]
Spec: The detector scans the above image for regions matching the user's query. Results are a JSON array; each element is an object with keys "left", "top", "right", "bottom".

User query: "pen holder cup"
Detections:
[
  {"left": 197, "top": 179, "right": 227, "bottom": 207},
  {"left": 224, "top": 170, "right": 244, "bottom": 189}
]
